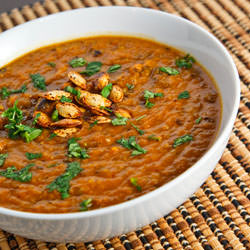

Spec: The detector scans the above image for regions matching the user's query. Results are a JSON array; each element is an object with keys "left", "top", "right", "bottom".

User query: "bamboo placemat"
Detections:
[{"left": 0, "top": 0, "right": 249, "bottom": 249}]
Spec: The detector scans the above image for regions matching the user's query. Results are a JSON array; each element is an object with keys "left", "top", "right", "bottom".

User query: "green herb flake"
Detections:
[
  {"left": 81, "top": 61, "right": 102, "bottom": 76},
  {"left": 117, "top": 136, "right": 147, "bottom": 156},
  {"left": 195, "top": 117, "right": 202, "bottom": 124},
  {"left": 33, "top": 112, "right": 41, "bottom": 125},
  {"left": 60, "top": 95, "right": 72, "bottom": 103},
  {"left": 0, "top": 85, "right": 27, "bottom": 99},
  {"left": 46, "top": 161, "right": 82, "bottom": 199},
  {"left": 173, "top": 134, "right": 193, "bottom": 148},
  {"left": 107, "top": 64, "right": 121, "bottom": 73},
  {"left": 89, "top": 120, "right": 98, "bottom": 129},
  {"left": 80, "top": 198, "right": 92, "bottom": 211},
  {"left": 68, "top": 138, "right": 89, "bottom": 159},
  {"left": 131, "top": 123, "right": 144, "bottom": 135},
  {"left": 64, "top": 86, "right": 81, "bottom": 99},
  {"left": 136, "top": 115, "right": 146, "bottom": 121},
  {"left": 147, "top": 135, "right": 161, "bottom": 141},
  {"left": 101, "top": 83, "right": 113, "bottom": 98},
  {"left": 0, "top": 153, "right": 8, "bottom": 167},
  {"left": 178, "top": 90, "right": 190, "bottom": 100},
  {"left": 0, "top": 163, "right": 34, "bottom": 182},
  {"left": 100, "top": 106, "right": 112, "bottom": 113},
  {"left": 176, "top": 54, "right": 196, "bottom": 69},
  {"left": 30, "top": 73, "right": 46, "bottom": 90},
  {"left": 47, "top": 62, "right": 56, "bottom": 68},
  {"left": 111, "top": 114, "right": 128, "bottom": 126},
  {"left": 144, "top": 90, "right": 164, "bottom": 109},
  {"left": 126, "top": 83, "right": 135, "bottom": 90},
  {"left": 159, "top": 67, "right": 179, "bottom": 75},
  {"left": 51, "top": 110, "right": 59, "bottom": 122},
  {"left": 130, "top": 177, "right": 142, "bottom": 191},
  {"left": 49, "top": 133, "right": 57, "bottom": 140},
  {"left": 69, "top": 58, "right": 87, "bottom": 68},
  {"left": 25, "top": 152, "right": 42, "bottom": 160}
]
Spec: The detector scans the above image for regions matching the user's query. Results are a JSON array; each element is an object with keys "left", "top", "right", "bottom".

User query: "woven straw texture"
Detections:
[{"left": 0, "top": 0, "right": 249, "bottom": 249}]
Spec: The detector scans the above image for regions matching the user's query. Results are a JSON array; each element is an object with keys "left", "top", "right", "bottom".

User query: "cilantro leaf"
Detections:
[
  {"left": 159, "top": 67, "right": 179, "bottom": 75},
  {"left": 81, "top": 62, "right": 102, "bottom": 76},
  {"left": 101, "top": 83, "right": 112, "bottom": 98},
  {"left": 144, "top": 90, "right": 163, "bottom": 108},
  {"left": 64, "top": 86, "right": 81, "bottom": 99},
  {"left": 136, "top": 115, "right": 146, "bottom": 121},
  {"left": 89, "top": 120, "right": 98, "bottom": 129},
  {"left": 0, "top": 163, "right": 34, "bottom": 182},
  {"left": 0, "top": 85, "right": 27, "bottom": 99},
  {"left": 46, "top": 161, "right": 82, "bottom": 199},
  {"left": 33, "top": 112, "right": 41, "bottom": 125},
  {"left": 130, "top": 177, "right": 142, "bottom": 191},
  {"left": 0, "top": 153, "right": 8, "bottom": 167},
  {"left": 30, "top": 73, "right": 46, "bottom": 90},
  {"left": 173, "top": 134, "right": 193, "bottom": 148},
  {"left": 68, "top": 138, "right": 89, "bottom": 159},
  {"left": 107, "top": 64, "right": 121, "bottom": 73},
  {"left": 131, "top": 123, "right": 144, "bottom": 135},
  {"left": 178, "top": 90, "right": 190, "bottom": 99},
  {"left": 51, "top": 110, "right": 59, "bottom": 122},
  {"left": 47, "top": 62, "right": 56, "bottom": 67},
  {"left": 25, "top": 152, "right": 42, "bottom": 160},
  {"left": 60, "top": 96, "right": 72, "bottom": 103},
  {"left": 147, "top": 135, "right": 161, "bottom": 141},
  {"left": 126, "top": 83, "right": 134, "bottom": 90},
  {"left": 80, "top": 198, "right": 92, "bottom": 211},
  {"left": 176, "top": 54, "right": 195, "bottom": 69},
  {"left": 195, "top": 117, "right": 202, "bottom": 124},
  {"left": 111, "top": 114, "right": 128, "bottom": 126},
  {"left": 69, "top": 58, "right": 87, "bottom": 68}
]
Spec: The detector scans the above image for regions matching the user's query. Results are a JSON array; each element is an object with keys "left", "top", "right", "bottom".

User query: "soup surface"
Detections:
[{"left": 0, "top": 36, "right": 220, "bottom": 213}]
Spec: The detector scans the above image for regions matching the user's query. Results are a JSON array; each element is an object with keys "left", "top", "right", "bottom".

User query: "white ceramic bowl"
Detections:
[{"left": 0, "top": 7, "right": 240, "bottom": 242}]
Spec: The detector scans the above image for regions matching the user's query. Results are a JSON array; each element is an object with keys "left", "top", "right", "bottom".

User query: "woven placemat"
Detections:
[{"left": 0, "top": 0, "right": 249, "bottom": 249}]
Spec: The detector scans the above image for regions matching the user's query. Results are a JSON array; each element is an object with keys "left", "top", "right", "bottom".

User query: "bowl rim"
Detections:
[{"left": 0, "top": 6, "right": 240, "bottom": 220}]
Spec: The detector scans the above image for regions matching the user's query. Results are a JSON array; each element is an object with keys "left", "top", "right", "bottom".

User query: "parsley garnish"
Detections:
[
  {"left": 131, "top": 123, "right": 144, "bottom": 135},
  {"left": 51, "top": 110, "right": 59, "bottom": 122},
  {"left": 136, "top": 115, "right": 146, "bottom": 121},
  {"left": 0, "top": 85, "right": 27, "bottom": 99},
  {"left": 176, "top": 54, "right": 195, "bottom": 69},
  {"left": 126, "top": 83, "right": 134, "bottom": 90},
  {"left": 107, "top": 64, "right": 121, "bottom": 73},
  {"left": 81, "top": 61, "right": 102, "bottom": 76},
  {"left": 30, "top": 73, "right": 46, "bottom": 90},
  {"left": 101, "top": 83, "right": 112, "bottom": 98},
  {"left": 89, "top": 120, "right": 98, "bottom": 129},
  {"left": 111, "top": 114, "right": 128, "bottom": 126},
  {"left": 47, "top": 62, "right": 56, "bottom": 67},
  {"left": 69, "top": 58, "right": 87, "bottom": 68},
  {"left": 178, "top": 91, "right": 190, "bottom": 99},
  {"left": 0, "top": 153, "right": 8, "bottom": 167},
  {"left": 0, "top": 163, "right": 34, "bottom": 182},
  {"left": 117, "top": 136, "right": 147, "bottom": 156},
  {"left": 80, "top": 198, "right": 92, "bottom": 211},
  {"left": 49, "top": 133, "right": 57, "bottom": 140},
  {"left": 173, "top": 134, "right": 193, "bottom": 148},
  {"left": 144, "top": 90, "right": 164, "bottom": 108},
  {"left": 46, "top": 161, "right": 82, "bottom": 199},
  {"left": 195, "top": 117, "right": 202, "bottom": 124},
  {"left": 130, "top": 177, "right": 142, "bottom": 191},
  {"left": 64, "top": 86, "right": 81, "bottom": 100},
  {"left": 25, "top": 152, "right": 42, "bottom": 160},
  {"left": 148, "top": 135, "right": 161, "bottom": 141},
  {"left": 33, "top": 112, "right": 41, "bottom": 125},
  {"left": 159, "top": 67, "right": 179, "bottom": 75},
  {"left": 68, "top": 138, "right": 89, "bottom": 159},
  {"left": 60, "top": 95, "right": 72, "bottom": 103}
]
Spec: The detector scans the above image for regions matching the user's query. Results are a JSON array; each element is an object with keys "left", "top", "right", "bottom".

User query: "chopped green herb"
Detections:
[
  {"left": 136, "top": 115, "right": 146, "bottom": 121},
  {"left": 81, "top": 61, "right": 102, "bottom": 76},
  {"left": 101, "top": 83, "right": 112, "bottom": 98},
  {"left": 69, "top": 58, "right": 87, "bottom": 68},
  {"left": 195, "top": 117, "right": 202, "bottom": 124},
  {"left": 107, "top": 64, "right": 121, "bottom": 73},
  {"left": 126, "top": 83, "right": 135, "bottom": 90},
  {"left": 17, "top": 125, "right": 42, "bottom": 143},
  {"left": 25, "top": 152, "right": 42, "bottom": 160},
  {"left": 60, "top": 95, "right": 72, "bottom": 103},
  {"left": 47, "top": 62, "right": 56, "bottom": 68},
  {"left": 130, "top": 177, "right": 142, "bottom": 191},
  {"left": 64, "top": 86, "right": 81, "bottom": 100},
  {"left": 117, "top": 136, "right": 147, "bottom": 156},
  {"left": 100, "top": 106, "right": 112, "bottom": 113},
  {"left": 0, "top": 163, "right": 34, "bottom": 182},
  {"left": 80, "top": 198, "right": 92, "bottom": 211},
  {"left": 176, "top": 54, "right": 195, "bottom": 69},
  {"left": 46, "top": 161, "right": 82, "bottom": 199},
  {"left": 159, "top": 67, "right": 179, "bottom": 75},
  {"left": 173, "top": 134, "right": 193, "bottom": 148},
  {"left": 33, "top": 112, "right": 41, "bottom": 125},
  {"left": 51, "top": 110, "right": 59, "bottom": 122},
  {"left": 0, "top": 153, "right": 8, "bottom": 167},
  {"left": 49, "top": 133, "right": 57, "bottom": 140},
  {"left": 148, "top": 135, "right": 161, "bottom": 141},
  {"left": 0, "top": 85, "right": 27, "bottom": 99},
  {"left": 30, "top": 73, "right": 46, "bottom": 90},
  {"left": 68, "top": 138, "right": 89, "bottom": 159},
  {"left": 111, "top": 114, "right": 128, "bottom": 126},
  {"left": 144, "top": 90, "right": 164, "bottom": 108},
  {"left": 89, "top": 120, "right": 98, "bottom": 129},
  {"left": 131, "top": 123, "right": 144, "bottom": 135},
  {"left": 178, "top": 90, "right": 190, "bottom": 99}
]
